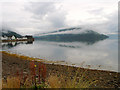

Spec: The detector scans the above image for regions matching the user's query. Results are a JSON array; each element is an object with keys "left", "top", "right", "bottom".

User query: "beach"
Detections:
[{"left": 1, "top": 51, "right": 120, "bottom": 88}]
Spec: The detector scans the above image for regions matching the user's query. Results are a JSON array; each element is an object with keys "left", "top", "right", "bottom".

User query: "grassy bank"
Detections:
[{"left": 1, "top": 51, "right": 120, "bottom": 88}]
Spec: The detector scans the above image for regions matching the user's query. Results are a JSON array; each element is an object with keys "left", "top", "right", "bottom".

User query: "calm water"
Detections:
[{"left": 2, "top": 38, "right": 118, "bottom": 72}]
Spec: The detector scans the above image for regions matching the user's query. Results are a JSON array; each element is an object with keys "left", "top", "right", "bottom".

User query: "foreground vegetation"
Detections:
[
  {"left": 2, "top": 61, "right": 97, "bottom": 88},
  {"left": 1, "top": 51, "right": 119, "bottom": 88}
]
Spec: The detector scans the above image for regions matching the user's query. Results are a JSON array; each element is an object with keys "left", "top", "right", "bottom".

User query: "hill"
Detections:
[
  {"left": 34, "top": 28, "right": 109, "bottom": 43},
  {"left": 1, "top": 29, "right": 22, "bottom": 38}
]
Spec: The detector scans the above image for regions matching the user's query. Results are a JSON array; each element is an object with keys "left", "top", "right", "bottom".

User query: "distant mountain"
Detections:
[
  {"left": 35, "top": 27, "right": 81, "bottom": 36},
  {"left": 1, "top": 29, "right": 22, "bottom": 38},
  {"left": 34, "top": 28, "right": 109, "bottom": 43}
]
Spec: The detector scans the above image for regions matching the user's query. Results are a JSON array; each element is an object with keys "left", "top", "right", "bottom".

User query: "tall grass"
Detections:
[
  {"left": 2, "top": 64, "right": 97, "bottom": 88},
  {"left": 47, "top": 68, "right": 98, "bottom": 88},
  {"left": 2, "top": 60, "right": 47, "bottom": 88},
  {"left": 47, "top": 75, "right": 61, "bottom": 88},
  {"left": 2, "top": 76, "right": 20, "bottom": 88},
  {"left": 0, "top": 79, "right": 2, "bottom": 89}
]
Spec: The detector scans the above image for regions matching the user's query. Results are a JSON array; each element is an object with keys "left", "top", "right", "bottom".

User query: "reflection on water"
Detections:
[
  {"left": 2, "top": 39, "right": 118, "bottom": 72},
  {"left": 2, "top": 41, "right": 33, "bottom": 49},
  {"left": 35, "top": 35, "right": 107, "bottom": 45}
]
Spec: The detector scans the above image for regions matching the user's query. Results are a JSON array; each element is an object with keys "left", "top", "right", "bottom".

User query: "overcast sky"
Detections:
[{"left": 0, "top": 0, "right": 118, "bottom": 35}]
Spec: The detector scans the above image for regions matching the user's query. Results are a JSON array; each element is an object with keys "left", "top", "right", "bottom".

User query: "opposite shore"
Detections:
[{"left": 1, "top": 38, "right": 34, "bottom": 43}]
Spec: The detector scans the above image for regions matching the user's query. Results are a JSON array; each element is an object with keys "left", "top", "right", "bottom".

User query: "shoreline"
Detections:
[
  {"left": 1, "top": 38, "right": 34, "bottom": 43},
  {"left": 1, "top": 51, "right": 120, "bottom": 88},
  {"left": 2, "top": 51, "right": 118, "bottom": 73}
]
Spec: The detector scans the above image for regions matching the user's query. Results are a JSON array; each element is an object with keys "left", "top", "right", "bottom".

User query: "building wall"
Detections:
[
  {"left": 1, "top": 37, "right": 8, "bottom": 40},
  {"left": 11, "top": 36, "right": 16, "bottom": 40}
]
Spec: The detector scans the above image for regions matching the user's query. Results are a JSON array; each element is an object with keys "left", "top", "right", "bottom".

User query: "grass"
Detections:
[
  {"left": 46, "top": 68, "right": 98, "bottom": 88},
  {"left": 47, "top": 75, "right": 61, "bottom": 88},
  {"left": 2, "top": 63, "right": 98, "bottom": 88},
  {"left": 2, "top": 60, "right": 48, "bottom": 88},
  {"left": 0, "top": 79, "right": 2, "bottom": 89},
  {"left": 2, "top": 76, "right": 20, "bottom": 88},
  {"left": 1, "top": 51, "right": 38, "bottom": 61},
  {"left": 1, "top": 51, "right": 99, "bottom": 88}
]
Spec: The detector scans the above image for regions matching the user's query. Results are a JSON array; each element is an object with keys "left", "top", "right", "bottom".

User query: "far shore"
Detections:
[
  {"left": 1, "top": 51, "right": 120, "bottom": 88},
  {"left": 1, "top": 38, "right": 34, "bottom": 43}
]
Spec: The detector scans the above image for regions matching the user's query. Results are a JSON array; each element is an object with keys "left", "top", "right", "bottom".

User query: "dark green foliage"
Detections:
[{"left": 2, "top": 29, "right": 22, "bottom": 38}]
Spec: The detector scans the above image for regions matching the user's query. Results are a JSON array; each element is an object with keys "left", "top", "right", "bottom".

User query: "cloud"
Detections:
[
  {"left": 93, "top": 11, "right": 117, "bottom": 34},
  {"left": 0, "top": 0, "right": 118, "bottom": 35},
  {"left": 25, "top": 2, "right": 67, "bottom": 29},
  {"left": 25, "top": 2, "right": 56, "bottom": 18},
  {"left": 46, "top": 10, "right": 67, "bottom": 28}
]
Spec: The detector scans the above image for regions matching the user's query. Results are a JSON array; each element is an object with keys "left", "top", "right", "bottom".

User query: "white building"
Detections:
[
  {"left": 11, "top": 35, "right": 16, "bottom": 40},
  {"left": 1, "top": 35, "right": 28, "bottom": 40},
  {"left": 1, "top": 36, "right": 8, "bottom": 40},
  {"left": 17, "top": 38, "right": 22, "bottom": 40},
  {"left": 22, "top": 37, "right": 27, "bottom": 39}
]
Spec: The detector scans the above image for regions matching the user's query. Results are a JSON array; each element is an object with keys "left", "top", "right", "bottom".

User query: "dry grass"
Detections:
[
  {"left": 2, "top": 66, "right": 97, "bottom": 88},
  {"left": 2, "top": 60, "right": 47, "bottom": 88},
  {"left": 1, "top": 51, "right": 99, "bottom": 88},
  {"left": 47, "top": 68, "right": 98, "bottom": 88},
  {"left": 0, "top": 79, "right": 2, "bottom": 89},
  {"left": 2, "top": 76, "right": 20, "bottom": 88},
  {"left": 23, "top": 76, "right": 33, "bottom": 88},
  {"left": 47, "top": 75, "right": 61, "bottom": 88},
  {"left": 47, "top": 74, "right": 96, "bottom": 88},
  {"left": 1, "top": 51, "right": 40, "bottom": 61}
]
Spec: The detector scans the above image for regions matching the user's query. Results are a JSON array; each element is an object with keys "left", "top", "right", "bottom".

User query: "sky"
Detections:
[{"left": 0, "top": 0, "right": 118, "bottom": 35}]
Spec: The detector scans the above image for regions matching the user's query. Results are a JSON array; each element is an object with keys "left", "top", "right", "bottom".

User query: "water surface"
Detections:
[{"left": 2, "top": 38, "right": 118, "bottom": 72}]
